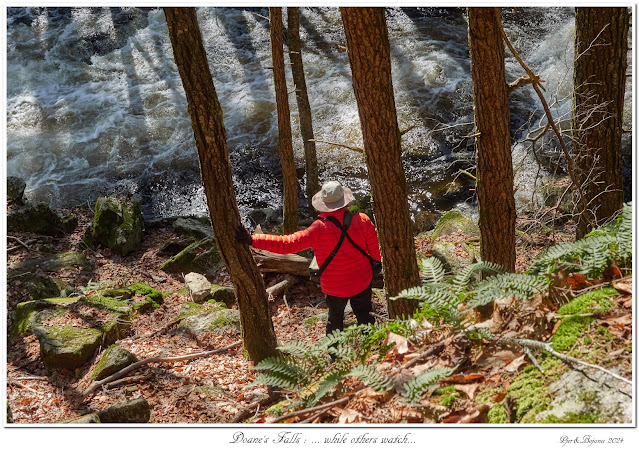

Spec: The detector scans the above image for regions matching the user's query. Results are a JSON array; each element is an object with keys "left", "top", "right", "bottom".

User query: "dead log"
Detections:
[
  {"left": 266, "top": 275, "right": 297, "bottom": 299},
  {"left": 252, "top": 249, "right": 311, "bottom": 276}
]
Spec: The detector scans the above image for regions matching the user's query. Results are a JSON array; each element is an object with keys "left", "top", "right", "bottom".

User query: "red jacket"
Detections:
[{"left": 251, "top": 208, "right": 381, "bottom": 297}]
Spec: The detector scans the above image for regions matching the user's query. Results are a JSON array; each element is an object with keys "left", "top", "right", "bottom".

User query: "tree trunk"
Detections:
[
  {"left": 270, "top": 7, "right": 299, "bottom": 234},
  {"left": 164, "top": 7, "right": 278, "bottom": 363},
  {"left": 287, "top": 7, "right": 319, "bottom": 204},
  {"left": 573, "top": 7, "right": 628, "bottom": 238},
  {"left": 468, "top": 8, "right": 516, "bottom": 274},
  {"left": 341, "top": 7, "right": 419, "bottom": 319}
]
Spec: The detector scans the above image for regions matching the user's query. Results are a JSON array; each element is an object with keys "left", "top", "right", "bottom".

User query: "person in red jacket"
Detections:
[{"left": 236, "top": 181, "right": 381, "bottom": 335}]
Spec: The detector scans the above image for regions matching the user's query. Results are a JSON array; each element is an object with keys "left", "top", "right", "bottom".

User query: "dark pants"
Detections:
[{"left": 325, "top": 285, "right": 374, "bottom": 335}]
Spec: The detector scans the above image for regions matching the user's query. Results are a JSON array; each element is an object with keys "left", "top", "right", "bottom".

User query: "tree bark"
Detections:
[
  {"left": 341, "top": 7, "right": 419, "bottom": 319},
  {"left": 164, "top": 7, "right": 278, "bottom": 363},
  {"left": 468, "top": 8, "right": 516, "bottom": 273},
  {"left": 573, "top": 7, "right": 628, "bottom": 238},
  {"left": 287, "top": 7, "right": 319, "bottom": 204},
  {"left": 270, "top": 7, "right": 299, "bottom": 234}
]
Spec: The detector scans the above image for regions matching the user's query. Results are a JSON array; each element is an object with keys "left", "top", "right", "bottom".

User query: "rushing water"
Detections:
[{"left": 5, "top": 7, "right": 632, "bottom": 219}]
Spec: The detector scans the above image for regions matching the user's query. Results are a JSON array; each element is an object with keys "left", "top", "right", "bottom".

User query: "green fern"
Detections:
[
  {"left": 452, "top": 261, "right": 504, "bottom": 289},
  {"left": 420, "top": 257, "right": 445, "bottom": 283},
  {"left": 348, "top": 364, "right": 394, "bottom": 392},
  {"left": 400, "top": 366, "right": 455, "bottom": 404}
]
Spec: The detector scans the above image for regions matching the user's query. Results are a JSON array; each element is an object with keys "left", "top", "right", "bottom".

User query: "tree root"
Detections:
[{"left": 81, "top": 340, "right": 242, "bottom": 398}]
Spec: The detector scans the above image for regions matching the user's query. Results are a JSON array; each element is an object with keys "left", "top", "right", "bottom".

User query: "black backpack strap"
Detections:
[{"left": 317, "top": 212, "right": 352, "bottom": 277}]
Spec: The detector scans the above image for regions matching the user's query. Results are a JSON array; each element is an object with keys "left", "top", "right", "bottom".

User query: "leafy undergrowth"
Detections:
[{"left": 6, "top": 204, "right": 633, "bottom": 424}]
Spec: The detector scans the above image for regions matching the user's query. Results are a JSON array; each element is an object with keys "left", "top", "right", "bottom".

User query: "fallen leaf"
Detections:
[
  {"left": 338, "top": 408, "right": 361, "bottom": 424},
  {"left": 442, "top": 404, "right": 489, "bottom": 423},
  {"left": 566, "top": 273, "right": 588, "bottom": 290},
  {"left": 490, "top": 392, "right": 506, "bottom": 403},
  {"left": 612, "top": 277, "right": 632, "bottom": 294},
  {"left": 504, "top": 354, "right": 526, "bottom": 373},
  {"left": 441, "top": 373, "right": 484, "bottom": 384},
  {"left": 600, "top": 315, "right": 632, "bottom": 327},
  {"left": 453, "top": 383, "right": 480, "bottom": 401},
  {"left": 383, "top": 332, "right": 409, "bottom": 355}
]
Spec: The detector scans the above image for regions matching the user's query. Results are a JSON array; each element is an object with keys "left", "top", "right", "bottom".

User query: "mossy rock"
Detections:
[
  {"left": 65, "top": 413, "right": 101, "bottom": 424},
  {"left": 84, "top": 295, "right": 132, "bottom": 316},
  {"left": 9, "top": 297, "right": 81, "bottom": 337},
  {"left": 431, "top": 210, "right": 479, "bottom": 240},
  {"left": 127, "top": 283, "right": 163, "bottom": 306},
  {"left": 172, "top": 217, "right": 214, "bottom": 240},
  {"left": 7, "top": 176, "right": 26, "bottom": 202},
  {"left": 304, "top": 313, "right": 327, "bottom": 331},
  {"left": 100, "top": 288, "right": 133, "bottom": 300},
  {"left": 10, "top": 272, "right": 60, "bottom": 300},
  {"left": 35, "top": 324, "right": 104, "bottom": 372},
  {"left": 211, "top": 285, "right": 236, "bottom": 306},
  {"left": 412, "top": 210, "right": 442, "bottom": 233},
  {"left": 161, "top": 238, "right": 221, "bottom": 277},
  {"left": 93, "top": 196, "right": 143, "bottom": 256},
  {"left": 97, "top": 398, "right": 150, "bottom": 423},
  {"left": 542, "top": 176, "right": 573, "bottom": 213},
  {"left": 173, "top": 301, "right": 206, "bottom": 323},
  {"left": 7, "top": 202, "right": 76, "bottom": 236},
  {"left": 177, "top": 308, "right": 241, "bottom": 336},
  {"left": 100, "top": 320, "right": 131, "bottom": 346},
  {"left": 92, "top": 344, "right": 138, "bottom": 381},
  {"left": 430, "top": 241, "right": 475, "bottom": 274},
  {"left": 551, "top": 287, "right": 616, "bottom": 352},
  {"left": 8, "top": 252, "right": 93, "bottom": 278},
  {"left": 7, "top": 401, "right": 14, "bottom": 423}
]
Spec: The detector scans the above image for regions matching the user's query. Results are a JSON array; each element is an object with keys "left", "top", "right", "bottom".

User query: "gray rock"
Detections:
[
  {"left": 172, "top": 217, "right": 214, "bottom": 240},
  {"left": 35, "top": 324, "right": 103, "bottom": 372},
  {"left": 431, "top": 210, "right": 479, "bottom": 240},
  {"left": 211, "top": 285, "right": 236, "bottom": 306},
  {"left": 66, "top": 413, "right": 101, "bottom": 423},
  {"left": 98, "top": 398, "right": 150, "bottom": 423},
  {"left": 536, "top": 368, "right": 632, "bottom": 423},
  {"left": 177, "top": 308, "right": 240, "bottom": 337},
  {"left": 161, "top": 238, "right": 221, "bottom": 277},
  {"left": 430, "top": 240, "right": 476, "bottom": 274},
  {"left": 8, "top": 252, "right": 93, "bottom": 278},
  {"left": 7, "top": 202, "right": 77, "bottom": 236},
  {"left": 92, "top": 345, "right": 138, "bottom": 381},
  {"left": 7, "top": 176, "right": 26, "bottom": 202},
  {"left": 10, "top": 272, "right": 60, "bottom": 300},
  {"left": 184, "top": 272, "right": 212, "bottom": 303},
  {"left": 93, "top": 196, "right": 143, "bottom": 256}
]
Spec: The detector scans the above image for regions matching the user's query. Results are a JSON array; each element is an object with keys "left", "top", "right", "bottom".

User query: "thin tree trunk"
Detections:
[
  {"left": 341, "top": 7, "right": 419, "bottom": 319},
  {"left": 288, "top": 7, "right": 319, "bottom": 204},
  {"left": 573, "top": 7, "right": 628, "bottom": 238},
  {"left": 164, "top": 7, "right": 278, "bottom": 363},
  {"left": 468, "top": 8, "right": 516, "bottom": 271},
  {"left": 270, "top": 7, "right": 299, "bottom": 234}
]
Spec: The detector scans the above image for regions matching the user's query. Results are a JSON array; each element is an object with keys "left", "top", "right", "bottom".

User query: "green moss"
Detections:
[
  {"left": 7, "top": 401, "right": 13, "bottom": 424},
  {"left": 9, "top": 298, "right": 80, "bottom": 336},
  {"left": 431, "top": 210, "right": 479, "bottom": 240},
  {"left": 127, "top": 283, "right": 163, "bottom": 306},
  {"left": 173, "top": 302, "right": 205, "bottom": 322},
  {"left": 85, "top": 296, "right": 131, "bottom": 316},
  {"left": 433, "top": 385, "right": 457, "bottom": 396},
  {"left": 440, "top": 392, "right": 460, "bottom": 406},
  {"left": 541, "top": 412, "right": 599, "bottom": 424},
  {"left": 303, "top": 315, "right": 324, "bottom": 330},
  {"left": 583, "top": 336, "right": 592, "bottom": 345},
  {"left": 36, "top": 324, "right": 104, "bottom": 371},
  {"left": 93, "top": 197, "right": 142, "bottom": 256},
  {"left": 210, "top": 316, "right": 235, "bottom": 328},
  {"left": 487, "top": 404, "right": 508, "bottom": 423},
  {"left": 553, "top": 288, "right": 617, "bottom": 352},
  {"left": 100, "top": 288, "right": 133, "bottom": 300},
  {"left": 475, "top": 386, "right": 505, "bottom": 405}
]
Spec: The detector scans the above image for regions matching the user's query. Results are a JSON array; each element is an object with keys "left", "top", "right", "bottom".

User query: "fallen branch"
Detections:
[
  {"left": 231, "top": 389, "right": 283, "bottom": 423},
  {"left": 81, "top": 340, "right": 242, "bottom": 398},
  {"left": 498, "top": 336, "right": 631, "bottom": 385},
  {"left": 104, "top": 374, "right": 152, "bottom": 389},
  {"left": 8, "top": 236, "right": 34, "bottom": 250},
  {"left": 8, "top": 380, "right": 39, "bottom": 395},
  {"left": 308, "top": 139, "right": 363, "bottom": 153}
]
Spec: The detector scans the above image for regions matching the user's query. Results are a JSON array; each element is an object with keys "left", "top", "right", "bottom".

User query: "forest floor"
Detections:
[{"left": 5, "top": 205, "right": 633, "bottom": 424}]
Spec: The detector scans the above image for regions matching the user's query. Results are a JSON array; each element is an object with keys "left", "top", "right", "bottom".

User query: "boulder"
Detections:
[
  {"left": 413, "top": 210, "right": 442, "bottom": 233},
  {"left": 172, "top": 217, "right": 214, "bottom": 240},
  {"left": 430, "top": 241, "right": 476, "bottom": 274},
  {"left": 542, "top": 176, "right": 574, "bottom": 214},
  {"left": 211, "top": 285, "right": 236, "bottom": 306},
  {"left": 8, "top": 252, "right": 93, "bottom": 278},
  {"left": 35, "top": 324, "right": 104, "bottom": 372},
  {"left": 97, "top": 398, "right": 150, "bottom": 423},
  {"left": 7, "top": 176, "right": 26, "bottom": 202},
  {"left": 92, "top": 345, "right": 138, "bottom": 381},
  {"left": 184, "top": 272, "right": 212, "bottom": 303},
  {"left": 247, "top": 207, "right": 281, "bottom": 228},
  {"left": 161, "top": 238, "right": 221, "bottom": 277},
  {"left": 127, "top": 283, "right": 163, "bottom": 306},
  {"left": 173, "top": 301, "right": 205, "bottom": 323},
  {"left": 93, "top": 196, "right": 143, "bottom": 256},
  {"left": 10, "top": 272, "right": 60, "bottom": 300},
  {"left": 66, "top": 413, "right": 101, "bottom": 424},
  {"left": 177, "top": 308, "right": 240, "bottom": 337},
  {"left": 9, "top": 297, "right": 80, "bottom": 337},
  {"left": 7, "top": 202, "right": 77, "bottom": 236},
  {"left": 431, "top": 210, "right": 479, "bottom": 240}
]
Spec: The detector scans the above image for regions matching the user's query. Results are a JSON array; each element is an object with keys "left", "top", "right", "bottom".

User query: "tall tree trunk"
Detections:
[
  {"left": 573, "top": 7, "right": 628, "bottom": 238},
  {"left": 287, "top": 7, "right": 319, "bottom": 204},
  {"left": 270, "top": 7, "right": 299, "bottom": 234},
  {"left": 164, "top": 7, "right": 278, "bottom": 363},
  {"left": 341, "top": 7, "right": 419, "bottom": 319},
  {"left": 468, "top": 8, "right": 516, "bottom": 319}
]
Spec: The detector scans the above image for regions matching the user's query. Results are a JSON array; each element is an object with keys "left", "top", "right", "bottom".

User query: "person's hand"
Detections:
[{"left": 236, "top": 225, "right": 253, "bottom": 245}]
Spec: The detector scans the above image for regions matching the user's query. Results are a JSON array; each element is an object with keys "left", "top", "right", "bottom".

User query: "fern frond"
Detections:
[
  {"left": 420, "top": 257, "right": 445, "bottom": 283},
  {"left": 248, "top": 372, "right": 301, "bottom": 390},
  {"left": 303, "top": 370, "right": 348, "bottom": 407},
  {"left": 400, "top": 366, "right": 455, "bottom": 404},
  {"left": 452, "top": 261, "right": 503, "bottom": 289},
  {"left": 464, "top": 273, "right": 548, "bottom": 312},
  {"left": 348, "top": 364, "right": 394, "bottom": 392},
  {"left": 393, "top": 284, "right": 457, "bottom": 306},
  {"left": 278, "top": 340, "right": 316, "bottom": 358}
]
